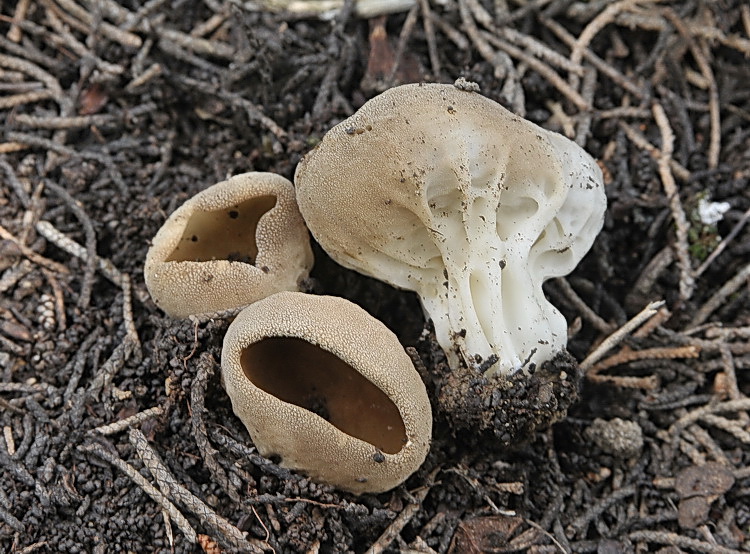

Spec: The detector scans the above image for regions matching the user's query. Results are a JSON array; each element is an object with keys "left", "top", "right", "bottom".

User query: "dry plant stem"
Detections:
[
  {"left": 86, "top": 336, "right": 137, "bottom": 400},
  {"left": 661, "top": 8, "right": 720, "bottom": 169},
  {"left": 566, "top": 485, "right": 636, "bottom": 539},
  {"left": 0, "top": 53, "right": 63, "bottom": 97},
  {"left": 41, "top": 268, "right": 67, "bottom": 332},
  {"left": 177, "top": 76, "right": 286, "bottom": 139},
  {"left": 628, "top": 530, "right": 743, "bottom": 554},
  {"left": 575, "top": 67, "right": 597, "bottom": 147},
  {"left": 632, "top": 306, "right": 671, "bottom": 338},
  {"left": 589, "top": 345, "right": 699, "bottom": 373},
  {"left": 12, "top": 113, "right": 118, "bottom": 130},
  {"left": 587, "top": 373, "right": 658, "bottom": 390},
  {"left": 541, "top": 17, "right": 645, "bottom": 100},
  {"left": 0, "top": 157, "right": 31, "bottom": 207},
  {"left": 618, "top": 121, "right": 690, "bottom": 181},
  {"left": 128, "top": 428, "right": 266, "bottom": 553},
  {"left": 5, "top": 132, "right": 126, "bottom": 193},
  {"left": 388, "top": 6, "right": 420, "bottom": 85},
  {"left": 481, "top": 30, "right": 590, "bottom": 111},
  {"left": 42, "top": 180, "right": 97, "bottom": 309},
  {"left": 0, "top": 223, "right": 69, "bottom": 274},
  {"left": 553, "top": 278, "right": 614, "bottom": 333},
  {"left": 121, "top": 274, "right": 141, "bottom": 354},
  {"left": 365, "top": 470, "right": 438, "bottom": 554},
  {"left": 91, "top": 407, "right": 164, "bottom": 436},
  {"left": 53, "top": 0, "right": 142, "bottom": 47},
  {"left": 689, "top": 263, "right": 750, "bottom": 328},
  {"left": 568, "top": 0, "right": 639, "bottom": 90},
  {"left": 695, "top": 205, "right": 750, "bottom": 279},
  {"left": 41, "top": 3, "right": 125, "bottom": 76},
  {"left": 0, "top": 90, "right": 55, "bottom": 109},
  {"left": 7, "top": 0, "right": 31, "bottom": 42},
  {"left": 700, "top": 414, "right": 750, "bottom": 444},
  {"left": 580, "top": 300, "right": 665, "bottom": 372},
  {"left": 652, "top": 103, "right": 695, "bottom": 301},
  {"left": 190, "top": 354, "right": 242, "bottom": 503},
  {"left": 670, "top": 399, "right": 750, "bottom": 436},
  {"left": 685, "top": 424, "right": 729, "bottom": 465},
  {"left": 78, "top": 442, "right": 197, "bottom": 544},
  {"left": 35, "top": 220, "right": 149, "bottom": 303},
  {"left": 427, "top": 11, "right": 469, "bottom": 50},
  {"left": 717, "top": 344, "right": 744, "bottom": 411},
  {"left": 457, "top": 0, "right": 510, "bottom": 76},
  {"left": 416, "top": 0, "right": 440, "bottom": 77}
]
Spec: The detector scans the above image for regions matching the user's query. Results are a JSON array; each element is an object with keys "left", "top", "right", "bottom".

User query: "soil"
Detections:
[{"left": 1, "top": 1, "right": 749, "bottom": 553}]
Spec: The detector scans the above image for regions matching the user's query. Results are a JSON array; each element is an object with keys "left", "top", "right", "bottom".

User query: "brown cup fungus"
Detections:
[
  {"left": 221, "top": 291, "right": 432, "bottom": 494},
  {"left": 144, "top": 172, "right": 313, "bottom": 317}
]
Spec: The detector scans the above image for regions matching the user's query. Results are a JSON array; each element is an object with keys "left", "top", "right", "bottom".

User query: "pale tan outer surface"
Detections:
[
  {"left": 144, "top": 172, "right": 313, "bottom": 318},
  {"left": 221, "top": 291, "right": 433, "bottom": 494}
]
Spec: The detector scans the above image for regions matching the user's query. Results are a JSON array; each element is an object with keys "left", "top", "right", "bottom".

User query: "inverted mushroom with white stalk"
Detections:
[{"left": 294, "top": 81, "right": 606, "bottom": 377}]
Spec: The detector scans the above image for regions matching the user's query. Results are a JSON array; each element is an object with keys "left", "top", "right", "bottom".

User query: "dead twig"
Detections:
[
  {"left": 90, "top": 406, "right": 163, "bottom": 436},
  {"left": 35, "top": 220, "right": 149, "bottom": 303},
  {"left": 580, "top": 300, "right": 665, "bottom": 372},
  {"left": 190, "top": 353, "right": 242, "bottom": 503},
  {"left": 365, "top": 468, "right": 439, "bottom": 554},
  {"left": 128, "top": 428, "right": 267, "bottom": 552},
  {"left": 652, "top": 102, "right": 695, "bottom": 301},
  {"left": 79, "top": 441, "right": 198, "bottom": 544},
  {"left": 689, "top": 263, "right": 750, "bottom": 328}
]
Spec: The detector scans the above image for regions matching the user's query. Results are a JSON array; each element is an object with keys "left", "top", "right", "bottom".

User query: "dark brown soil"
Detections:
[{"left": 1, "top": 1, "right": 749, "bottom": 552}]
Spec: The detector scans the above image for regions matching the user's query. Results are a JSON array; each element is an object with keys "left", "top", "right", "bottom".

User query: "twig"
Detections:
[
  {"left": 0, "top": 156, "right": 31, "bottom": 208},
  {"left": 566, "top": 484, "right": 636, "bottom": 539},
  {"left": 90, "top": 406, "right": 163, "bottom": 436},
  {"left": 553, "top": 278, "right": 614, "bottom": 334},
  {"left": 42, "top": 180, "right": 98, "bottom": 309},
  {"left": 481, "top": 30, "right": 590, "bottom": 111},
  {"left": 190, "top": 353, "right": 242, "bottom": 503},
  {"left": 652, "top": 102, "right": 695, "bottom": 301},
  {"left": 589, "top": 346, "right": 699, "bottom": 373},
  {"left": 0, "top": 223, "right": 69, "bottom": 274},
  {"left": 541, "top": 16, "right": 646, "bottom": 100},
  {"left": 128, "top": 428, "right": 266, "bottom": 552},
  {"left": 694, "top": 205, "right": 750, "bottom": 278},
  {"left": 53, "top": 0, "right": 142, "bottom": 47},
  {"left": 669, "top": 399, "right": 750, "bottom": 435},
  {"left": 365, "top": 468, "right": 439, "bottom": 554},
  {"left": 35, "top": 220, "right": 149, "bottom": 303},
  {"left": 662, "top": 8, "right": 720, "bottom": 169},
  {"left": 0, "top": 90, "right": 56, "bottom": 110},
  {"left": 7, "top": 0, "right": 31, "bottom": 42},
  {"left": 79, "top": 441, "right": 198, "bottom": 544},
  {"left": 11, "top": 113, "right": 118, "bottom": 130},
  {"left": 618, "top": 121, "right": 690, "bottom": 181},
  {"left": 417, "top": 0, "right": 440, "bottom": 77},
  {"left": 580, "top": 300, "right": 665, "bottom": 371},
  {"left": 689, "top": 263, "right": 750, "bottom": 328},
  {"left": 568, "top": 0, "right": 639, "bottom": 90},
  {"left": 628, "top": 530, "right": 743, "bottom": 554}
]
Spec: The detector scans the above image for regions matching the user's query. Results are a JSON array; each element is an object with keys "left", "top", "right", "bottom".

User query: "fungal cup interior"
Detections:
[
  {"left": 166, "top": 195, "right": 277, "bottom": 263},
  {"left": 240, "top": 337, "right": 407, "bottom": 454}
]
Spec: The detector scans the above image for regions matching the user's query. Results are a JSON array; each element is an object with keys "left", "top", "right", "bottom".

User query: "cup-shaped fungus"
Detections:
[
  {"left": 295, "top": 82, "right": 606, "bottom": 376},
  {"left": 221, "top": 291, "right": 432, "bottom": 494},
  {"left": 144, "top": 172, "right": 313, "bottom": 317}
]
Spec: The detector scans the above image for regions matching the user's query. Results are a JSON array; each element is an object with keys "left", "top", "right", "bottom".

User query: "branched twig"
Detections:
[
  {"left": 190, "top": 353, "right": 242, "bottom": 503},
  {"left": 652, "top": 102, "right": 695, "bottom": 301},
  {"left": 79, "top": 441, "right": 198, "bottom": 544},
  {"left": 90, "top": 406, "right": 163, "bottom": 436},
  {"left": 580, "top": 300, "right": 665, "bottom": 371},
  {"left": 129, "top": 429, "right": 267, "bottom": 552}
]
